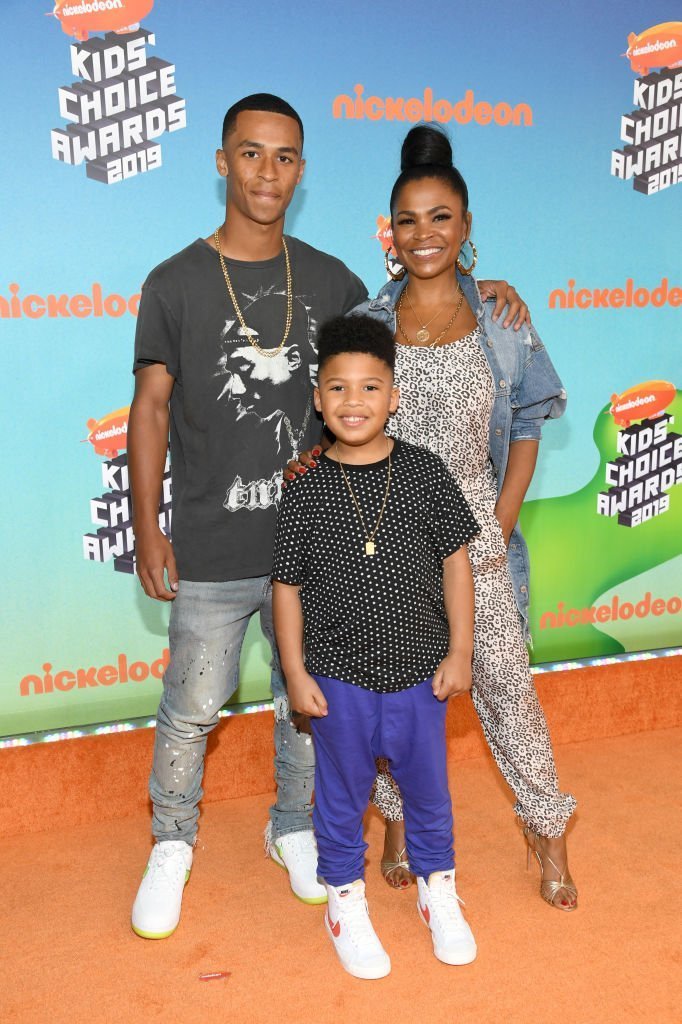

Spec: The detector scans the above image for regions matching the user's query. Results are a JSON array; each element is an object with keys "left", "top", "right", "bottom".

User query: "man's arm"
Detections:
[
  {"left": 128, "top": 362, "right": 178, "bottom": 601},
  {"left": 494, "top": 440, "right": 539, "bottom": 545},
  {"left": 272, "top": 581, "right": 328, "bottom": 717},
  {"left": 432, "top": 546, "right": 475, "bottom": 701}
]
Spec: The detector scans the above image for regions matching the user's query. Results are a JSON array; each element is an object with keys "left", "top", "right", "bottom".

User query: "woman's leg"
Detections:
[
  {"left": 470, "top": 559, "right": 577, "bottom": 907},
  {"left": 371, "top": 759, "right": 410, "bottom": 888}
]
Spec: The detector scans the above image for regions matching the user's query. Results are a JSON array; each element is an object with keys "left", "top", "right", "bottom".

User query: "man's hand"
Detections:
[
  {"left": 135, "top": 525, "right": 179, "bottom": 601},
  {"left": 282, "top": 445, "right": 322, "bottom": 487},
  {"left": 287, "top": 671, "right": 329, "bottom": 717},
  {"left": 432, "top": 651, "right": 472, "bottom": 701},
  {"left": 478, "top": 279, "right": 531, "bottom": 331}
]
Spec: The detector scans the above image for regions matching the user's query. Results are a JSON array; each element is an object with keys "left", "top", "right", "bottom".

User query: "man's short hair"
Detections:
[
  {"left": 222, "top": 94, "right": 304, "bottom": 148},
  {"left": 317, "top": 315, "right": 396, "bottom": 374}
]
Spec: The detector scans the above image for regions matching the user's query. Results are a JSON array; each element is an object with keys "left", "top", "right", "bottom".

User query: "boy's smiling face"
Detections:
[{"left": 314, "top": 351, "right": 399, "bottom": 454}]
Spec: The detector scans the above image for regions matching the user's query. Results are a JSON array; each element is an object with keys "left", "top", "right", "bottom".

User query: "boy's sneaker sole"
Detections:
[
  {"left": 324, "top": 915, "right": 391, "bottom": 980},
  {"left": 271, "top": 844, "right": 328, "bottom": 905},
  {"left": 131, "top": 868, "right": 191, "bottom": 939}
]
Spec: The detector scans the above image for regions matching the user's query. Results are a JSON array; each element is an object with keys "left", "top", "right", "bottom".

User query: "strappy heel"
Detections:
[
  {"left": 380, "top": 846, "right": 412, "bottom": 890},
  {"left": 523, "top": 826, "right": 578, "bottom": 911}
]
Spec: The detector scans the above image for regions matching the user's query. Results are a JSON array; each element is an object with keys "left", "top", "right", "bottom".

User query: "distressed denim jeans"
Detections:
[{"left": 149, "top": 576, "right": 315, "bottom": 844}]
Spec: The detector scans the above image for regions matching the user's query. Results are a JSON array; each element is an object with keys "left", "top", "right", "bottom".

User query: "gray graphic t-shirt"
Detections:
[{"left": 133, "top": 236, "right": 367, "bottom": 581}]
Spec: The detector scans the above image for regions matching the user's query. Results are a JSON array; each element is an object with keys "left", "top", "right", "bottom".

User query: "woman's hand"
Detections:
[
  {"left": 478, "top": 279, "right": 531, "bottom": 331},
  {"left": 282, "top": 445, "right": 323, "bottom": 487}
]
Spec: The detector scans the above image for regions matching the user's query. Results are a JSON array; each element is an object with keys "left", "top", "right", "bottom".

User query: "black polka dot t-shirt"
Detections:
[{"left": 271, "top": 439, "right": 479, "bottom": 692}]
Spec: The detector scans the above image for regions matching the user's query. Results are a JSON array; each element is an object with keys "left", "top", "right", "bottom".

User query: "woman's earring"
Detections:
[
  {"left": 456, "top": 240, "right": 478, "bottom": 276},
  {"left": 384, "top": 246, "right": 406, "bottom": 281}
]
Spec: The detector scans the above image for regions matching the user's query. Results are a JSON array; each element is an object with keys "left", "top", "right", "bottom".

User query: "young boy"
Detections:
[{"left": 271, "top": 314, "right": 479, "bottom": 980}]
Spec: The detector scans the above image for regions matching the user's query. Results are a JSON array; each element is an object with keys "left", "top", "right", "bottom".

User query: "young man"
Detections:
[
  {"left": 272, "top": 316, "right": 479, "bottom": 979},
  {"left": 128, "top": 92, "right": 527, "bottom": 940}
]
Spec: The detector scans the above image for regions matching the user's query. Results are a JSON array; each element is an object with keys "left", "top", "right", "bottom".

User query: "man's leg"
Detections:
[
  {"left": 133, "top": 577, "right": 263, "bottom": 938},
  {"left": 259, "top": 579, "right": 324, "bottom": 903}
]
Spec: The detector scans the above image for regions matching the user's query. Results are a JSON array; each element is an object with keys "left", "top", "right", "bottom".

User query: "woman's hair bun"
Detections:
[{"left": 400, "top": 124, "right": 453, "bottom": 171}]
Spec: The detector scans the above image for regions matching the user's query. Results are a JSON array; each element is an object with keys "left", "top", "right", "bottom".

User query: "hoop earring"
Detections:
[
  {"left": 384, "top": 246, "right": 406, "bottom": 282},
  {"left": 456, "top": 240, "right": 478, "bottom": 276}
]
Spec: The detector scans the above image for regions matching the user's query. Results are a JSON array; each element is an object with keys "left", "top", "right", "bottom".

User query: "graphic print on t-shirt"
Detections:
[{"left": 214, "top": 283, "right": 318, "bottom": 514}]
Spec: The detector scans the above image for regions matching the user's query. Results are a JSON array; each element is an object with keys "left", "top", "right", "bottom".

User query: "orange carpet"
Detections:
[
  {"left": 3, "top": 654, "right": 681, "bottom": 837},
  {"left": 3, "top": 727, "right": 680, "bottom": 1024}
]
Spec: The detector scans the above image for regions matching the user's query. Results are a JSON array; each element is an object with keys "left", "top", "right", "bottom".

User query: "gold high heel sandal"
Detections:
[
  {"left": 381, "top": 846, "right": 412, "bottom": 889},
  {"left": 523, "top": 826, "right": 578, "bottom": 911}
]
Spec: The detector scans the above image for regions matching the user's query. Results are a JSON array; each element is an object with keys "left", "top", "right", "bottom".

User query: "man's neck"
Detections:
[{"left": 211, "top": 207, "right": 285, "bottom": 262}]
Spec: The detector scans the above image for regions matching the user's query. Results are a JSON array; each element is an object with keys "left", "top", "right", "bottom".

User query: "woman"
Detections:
[{"left": 353, "top": 124, "right": 577, "bottom": 911}]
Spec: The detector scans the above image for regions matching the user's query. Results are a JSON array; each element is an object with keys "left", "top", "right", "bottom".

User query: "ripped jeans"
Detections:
[{"left": 149, "top": 576, "right": 315, "bottom": 844}]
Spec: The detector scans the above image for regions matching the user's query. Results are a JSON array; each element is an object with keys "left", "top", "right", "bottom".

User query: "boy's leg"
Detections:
[
  {"left": 382, "top": 679, "right": 476, "bottom": 966},
  {"left": 259, "top": 580, "right": 323, "bottom": 903},
  {"left": 310, "top": 676, "right": 390, "bottom": 980},
  {"left": 380, "top": 679, "right": 453, "bottom": 878},
  {"left": 133, "top": 577, "right": 262, "bottom": 940},
  {"left": 309, "top": 676, "right": 379, "bottom": 885}
]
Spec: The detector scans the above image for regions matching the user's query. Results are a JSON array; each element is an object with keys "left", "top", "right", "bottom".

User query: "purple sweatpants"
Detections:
[{"left": 310, "top": 675, "right": 455, "bottom": 886}]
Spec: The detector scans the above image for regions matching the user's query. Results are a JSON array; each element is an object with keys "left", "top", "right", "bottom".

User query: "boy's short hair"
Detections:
[
  {"left": 222, "top": 94, "right": 304, "bottom": 148},
  {"left": 317, "top": 315, "right": 396, "bottom": 374}
]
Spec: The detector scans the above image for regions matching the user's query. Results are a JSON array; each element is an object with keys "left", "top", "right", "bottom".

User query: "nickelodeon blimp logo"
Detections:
[
  {"left": 625, "top": 22, "right": 682, "bottom": 75},
  {"left": 609, "top": 381, "right": 675, "bottom": 428},
  {"left": 83, "top": 407, "right": 129, "bottom": 457},
  {"left": 373, "top": 215, "right": 393, "bottom": 253},
  {"left": 49, "top": 0, "right": 154, "bottom": 42}
]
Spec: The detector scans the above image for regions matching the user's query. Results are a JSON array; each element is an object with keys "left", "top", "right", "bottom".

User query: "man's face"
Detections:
[
  {"left": 216, "top": 110, "right": 305, "bottom": 227},
  {"left": 221, "top": 343, "right": 301, "bottom": 417}
]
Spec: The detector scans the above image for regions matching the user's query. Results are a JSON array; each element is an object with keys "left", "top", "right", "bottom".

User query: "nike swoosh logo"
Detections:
[
  {"left": 420, "top": 903, "right": 430, "bottom": 923},
  {"left": 327, "top": 913, "right": 341, "bottom": 938}
]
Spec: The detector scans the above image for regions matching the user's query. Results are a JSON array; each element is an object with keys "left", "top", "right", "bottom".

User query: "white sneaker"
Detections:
[
  {"left": 416, "top": 871, "right": 477, "bottom": 965},
  {"left": 270, "top": 830, "right": 327, "bottom": 905},
  {"left": 325, "top": 880, "right": 391, "bottom": 980},
  {"left": 131, "top": 840, "right": 193, "bottom": 939}
]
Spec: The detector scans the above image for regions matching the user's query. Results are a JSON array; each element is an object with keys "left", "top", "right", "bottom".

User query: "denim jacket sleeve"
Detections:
[{"left": 509, "top": 323, "right": 567, "bottom": 443}]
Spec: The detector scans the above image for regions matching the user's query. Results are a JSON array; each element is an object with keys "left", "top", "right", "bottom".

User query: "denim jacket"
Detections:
[{"left": 352, "top": 271, "right": 567, "bottom": 637}]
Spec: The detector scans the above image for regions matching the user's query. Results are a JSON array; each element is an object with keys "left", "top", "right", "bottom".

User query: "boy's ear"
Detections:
[
  {"left": 313, "top": 386, "right": 322, "bottom": 413},
  {"left": 389, "top": 385, "right": 400, "bottom": 413}
]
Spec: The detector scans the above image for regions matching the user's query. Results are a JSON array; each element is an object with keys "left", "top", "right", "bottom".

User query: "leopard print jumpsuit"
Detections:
[{"left": 372, "top": 327, "right": 576, "bottom": 837}]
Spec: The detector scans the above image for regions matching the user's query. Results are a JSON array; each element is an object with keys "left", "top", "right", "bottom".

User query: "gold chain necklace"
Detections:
[
  {"left": 282, "top": 395, "right": 312, "bottom": 461},
  {"left": 396, "top": 284, "right": 464, "bottom": 348},
  {"left": 404, "top": 289, "right": 453, "bottom": 344},
  {"left": 335, "top": 440, "right": 392, "bottom": 557},
  {"left": 214, "top": 227, "right": 293, "bottom": 359}
]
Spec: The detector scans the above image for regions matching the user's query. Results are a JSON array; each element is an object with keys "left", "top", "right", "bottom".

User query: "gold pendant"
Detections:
[
  {"left": 365, "top": 541, "right": 375, "bottom": 556},
  {"left": 415, "top": 328, "right": 430, "bottom": 344}
]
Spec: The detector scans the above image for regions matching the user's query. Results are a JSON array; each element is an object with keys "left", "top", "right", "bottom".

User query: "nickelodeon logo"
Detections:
[
  {"left": 51, "top": 0, "right": 153, "bottom": 42},
  {"left": 20, "top": 650, "right": 169, "bottom": 696},
  {"left": 0, "top": 283, "right": 140, "bottom": 319},
  {"left": 609, "top": 382, "right": 675, "bottom": 428},
  {"left": 548, "top": 278, "right": 682, "bottom": 310},
  {"left": 84, "top": 407, "right": 130, "bottom": 457},
  {"left": 625, "top": 22, "right": 682, "bottom": 74},
  {"left": 333, "top": 85, "right": 532, "bottom": 126}
]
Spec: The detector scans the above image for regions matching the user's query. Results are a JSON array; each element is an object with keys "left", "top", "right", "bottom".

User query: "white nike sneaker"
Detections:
[
  {"left": 324, "top": 880, "right": 391, "bottom": 980},
  {"left": 131, "top": 840, "right": 193, "bottom": 939},
  {"left": 416, "top": 870, "right": 477, "bottom": 965},
  {"left": 270, "top": 829, "right": 327, "bottom": 905}
]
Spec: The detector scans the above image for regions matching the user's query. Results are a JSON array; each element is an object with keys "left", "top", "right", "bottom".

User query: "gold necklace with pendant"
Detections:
[
  {"left": 214, "top": 227, "right": 293, "bottom": 358},
  {"left": 336, "top": 439, "right": 392, "bottom": 557}
]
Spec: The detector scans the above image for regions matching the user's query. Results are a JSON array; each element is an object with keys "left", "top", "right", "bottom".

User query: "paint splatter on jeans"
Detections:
[{"left": 149, "top": 576, "right": 314, "bottom": 844}]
